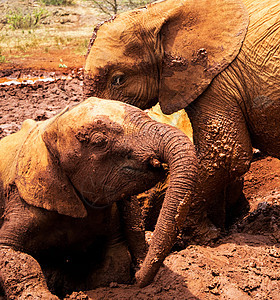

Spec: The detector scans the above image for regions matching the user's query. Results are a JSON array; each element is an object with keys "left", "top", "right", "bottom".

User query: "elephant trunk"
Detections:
[{"left": 136, "top": 121, "right": 198, "bottom": 287}]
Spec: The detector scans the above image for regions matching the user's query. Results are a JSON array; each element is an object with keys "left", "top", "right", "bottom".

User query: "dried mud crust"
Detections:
[{"left": 0, "top": 75, "right": 279, "bottom": 299}]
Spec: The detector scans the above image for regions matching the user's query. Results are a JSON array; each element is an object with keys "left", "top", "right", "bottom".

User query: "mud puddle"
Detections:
[
  {"left": 0, "top": 75, "right": 71, "bottom": 86},
  {"left": 0, "top": 70, "right": 84, "bottom": 139}
]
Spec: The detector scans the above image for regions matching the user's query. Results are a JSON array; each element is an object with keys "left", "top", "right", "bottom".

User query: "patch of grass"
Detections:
[
  {"left": 59, "top": 58, "right": 67, "bottom": 68},
  {"left": 0, "top": 1, "right": 97, "bottom": 67},
  {"left": 10, "top": 30, "right": 43, "bottom": 53},
  {"left": 6, "top": 7, "right": 48, "bottom": 30},
  {"left": 54, "top": 36, "right": 67, "bottom": 47},
  {"left": 40, "top": 0, "right": 75, "bottom": 5},
  {"left": 74, "top": 37, "right": 89, "bottom": 55},
  {"left": 0, "top": 48, "right": 6, "bottom": 63}
]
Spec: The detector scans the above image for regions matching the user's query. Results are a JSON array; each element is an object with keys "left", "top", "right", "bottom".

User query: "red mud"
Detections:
[{"left": 0, "top": 68, "right": 279, "bottom": 299}]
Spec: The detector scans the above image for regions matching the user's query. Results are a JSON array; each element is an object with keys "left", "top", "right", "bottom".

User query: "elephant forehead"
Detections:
[
  {"left": 86, "top": 24, "right": 124, "bottom": 68},
  {"left": 85, "top": 14, "right": 147, "bottom": 72},
  {"left": 73, "top": 98, "right": 126, "bottom": 126},
  {"left": 85, "top": 42, "right": 139, "bottom": 73}
]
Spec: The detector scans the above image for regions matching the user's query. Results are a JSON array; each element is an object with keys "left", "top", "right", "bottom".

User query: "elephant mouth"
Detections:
[
  {"left": 67, "top": 175, "right": 112, "bottom": 209},
  {"left": 121, "top": 163, "right": 166, "bottom": 196},
  {"left": 81, "top": 194, "right": 111, "bottom": 209},
  {"left": 121, "top": 164, "right": 165, "bottom": 176},
  {"left": 66, "top": 163, "right": 166, "bottom": 210}
]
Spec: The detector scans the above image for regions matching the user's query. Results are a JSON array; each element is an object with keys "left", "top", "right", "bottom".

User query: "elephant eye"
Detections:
[
  {"left": 90, "top": 132, "right": 108, "bottom": 148},
  {"left": 111, "top": 74, "right": 125, "bottom": 86}
]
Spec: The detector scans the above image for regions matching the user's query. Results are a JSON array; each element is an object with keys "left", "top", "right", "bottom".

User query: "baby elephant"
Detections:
[{"left": 0, "top": 98, "right": 197, "bottom": 298}]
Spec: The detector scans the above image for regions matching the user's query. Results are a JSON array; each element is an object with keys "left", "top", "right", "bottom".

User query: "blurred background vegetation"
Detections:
[
  {"left": 91, "top": 0, "right": 155, "bottom": 16},
  {"left": 0, "top": 0, "right": 155, "bottom": 66},
  {"left": 3, "top": 0, "right": 155, "bottom": 30}
]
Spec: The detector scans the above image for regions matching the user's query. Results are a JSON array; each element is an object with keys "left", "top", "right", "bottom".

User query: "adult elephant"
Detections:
[
  {"left": 0, "top": 98, "right": 197, "bottom": 297},
  {"left": 84, "top": 0, "right": 279, "bottom": 236}
]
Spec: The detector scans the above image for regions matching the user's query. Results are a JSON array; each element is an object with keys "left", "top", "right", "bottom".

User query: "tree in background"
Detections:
[{"left": 91, "top": 0, "right": 155, "bottom": 16}]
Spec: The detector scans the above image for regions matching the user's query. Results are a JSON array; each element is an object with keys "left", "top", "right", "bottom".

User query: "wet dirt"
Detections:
[
  {"left": 0, "top": 68, "right": 279, "bottom": 299},
  {"left": 0, "top": 68, "right": 83, "bottom": 138}
]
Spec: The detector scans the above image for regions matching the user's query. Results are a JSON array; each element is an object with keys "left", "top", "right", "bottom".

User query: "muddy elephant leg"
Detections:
[
  {"left": 182, "top": 202, "right": 220, "bottom": 245},
  {"left": 88, "top": 196, "right": 149, "bottom": 287},
  {"left": 117, "top": 197, "right": 147, "bottom": 265},
  {"left": 0, "top": 199, "right": 59, "bottom": 299},
  {"left": 225, "top": 177, "right": 249, "bottom": 227},
  {"left": 0, "top": 246, "right": 59, "bottom": 300},
  {"left": 141, "top": 179, "right": 168, "bottom": 232},
  {"left": 182, "top": 173, "right": 248, "bottom": 244},
  {"left": 86, "top": 203, "right": 132, "bottom": 288},
  {"left": 184, "top": 95, "right": 252, "bottom": 241},
  {"left": 207, "top": 178, "right": 248, "bottom": 229},
  {"left": 0, "top": 188, "right": 59, "bottom": 299}
]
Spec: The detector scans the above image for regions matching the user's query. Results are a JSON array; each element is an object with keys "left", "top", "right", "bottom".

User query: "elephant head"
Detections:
[
  {"left": 1, "top": 98, "right": 197, "bottom": 287},
  {"left": 84, "top": 0, "right": 249, "bottom": 114}
]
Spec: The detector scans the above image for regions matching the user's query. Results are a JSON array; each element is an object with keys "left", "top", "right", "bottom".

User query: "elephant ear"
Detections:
[
  {"left": 15, "top": 114, "right": 87, "bottom": 218},
  {"left": 153, "top": 0, "right": 249, "bottom": 114}
]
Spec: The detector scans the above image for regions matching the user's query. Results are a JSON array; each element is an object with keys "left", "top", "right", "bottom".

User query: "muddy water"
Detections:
[
  {"left": 0, "top": 75, "right": 72, "bottom": 86},
  {"left": 0, "top": 73, "right": 83, "bottom": 138}
]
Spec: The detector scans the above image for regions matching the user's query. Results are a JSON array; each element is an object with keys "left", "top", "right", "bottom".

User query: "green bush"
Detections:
[
  {"left": 6, "top": 8, "right": 48, "bottom": 30},
  {"left": 40, "top": 0, "right": 75, "bottom": 5}
]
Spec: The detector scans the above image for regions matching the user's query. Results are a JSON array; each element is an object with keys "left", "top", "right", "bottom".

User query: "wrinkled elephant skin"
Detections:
[
  {"left": 84, "top": 0, "right": 280, "bottom": 246},
  {"left": 0, "top": 98, "right": 196, "bottom": 298}
]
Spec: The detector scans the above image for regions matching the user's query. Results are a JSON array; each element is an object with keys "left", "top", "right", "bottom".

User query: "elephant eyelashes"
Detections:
[{"left": 111, "top": 74, "right": 126, "bottom": 86}]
